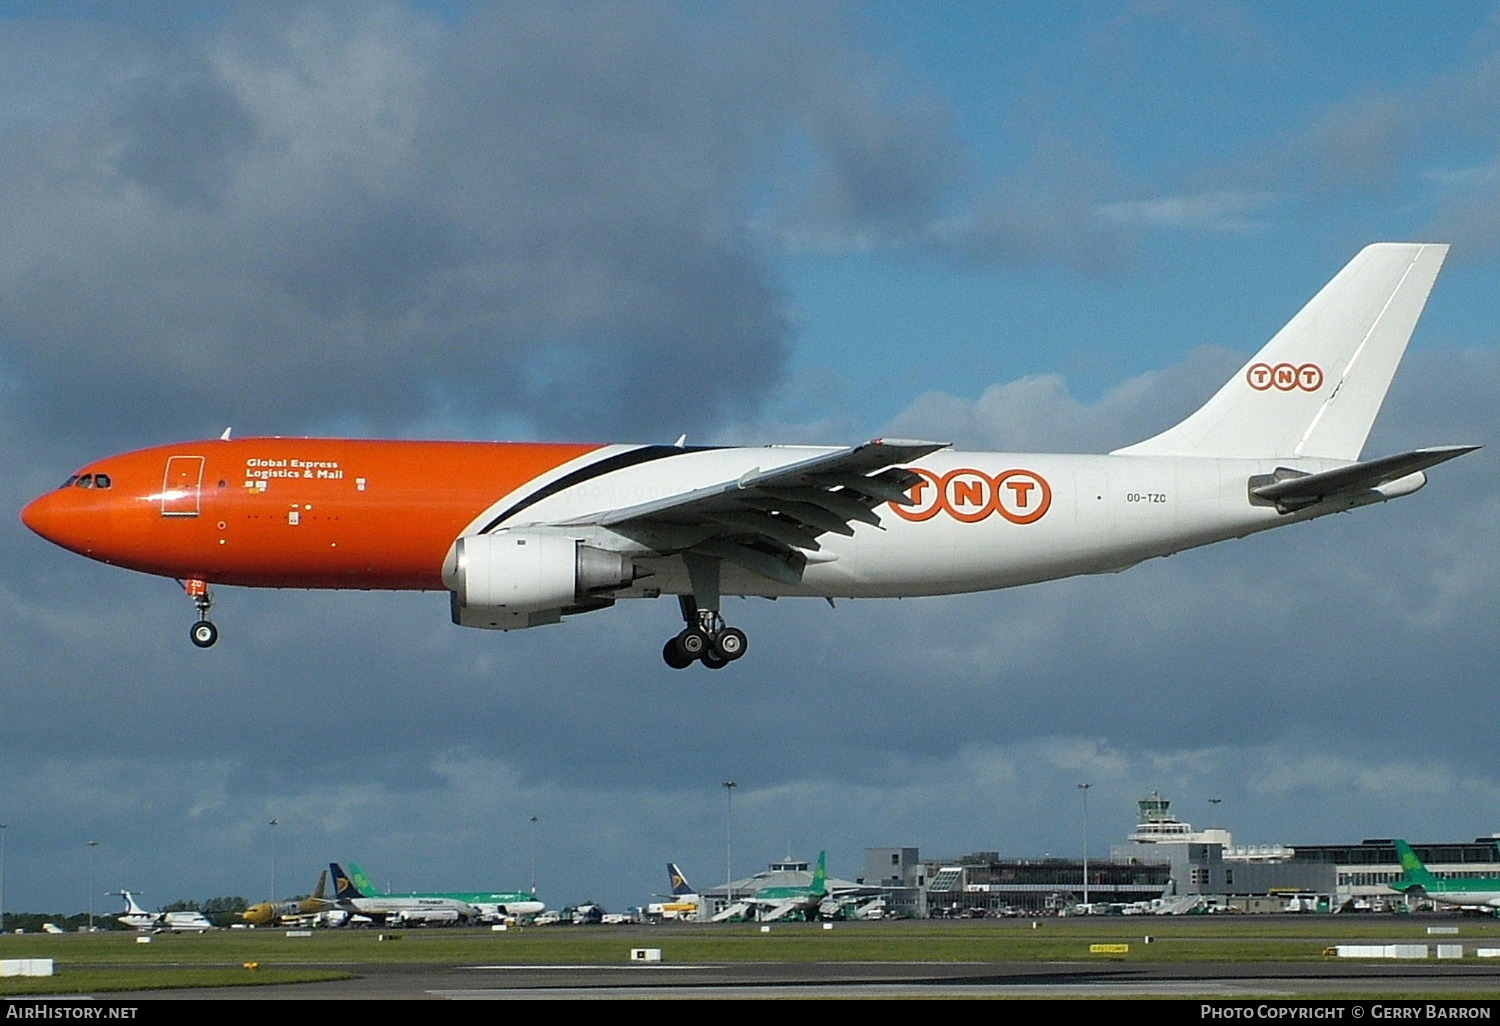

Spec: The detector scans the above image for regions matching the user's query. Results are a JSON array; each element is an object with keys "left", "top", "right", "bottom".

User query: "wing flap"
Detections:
[
  {"left": 760, "top": 486, "right": 884, "bottom": 527},
  {"left": 741, "top": 497, "right": 858, "bottom": 536},
  {"left": 695, "top": 538, "right": 807, "bottom": 586},
  {"left": 706, "top": 510, "right": 823, "bottom": 552}
]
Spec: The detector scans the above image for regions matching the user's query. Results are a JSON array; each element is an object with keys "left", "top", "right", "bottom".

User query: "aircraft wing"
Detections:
[
  {"left": 757, "top": 899, "right": 808, "bottom": 922},
  {"left": 1250, "top": 445, "right": 1478, "bottom": 513},
  {"left": 552, "top": 439, "right": 947, "bottom": 585},
  {"left": 710, "top": 900, "right": 752, "bottom": 923}
]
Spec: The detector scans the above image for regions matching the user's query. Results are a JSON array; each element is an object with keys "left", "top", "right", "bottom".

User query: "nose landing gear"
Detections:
[
  {"left": 190, "top": 620, "right": 219, "bottom": 648},
  {"left": 183, "top": 578, "right": 218, "bottom": 648}
]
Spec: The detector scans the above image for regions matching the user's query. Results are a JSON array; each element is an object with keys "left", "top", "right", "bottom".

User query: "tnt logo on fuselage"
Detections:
[
  {"left": 890, "top": 468, "right": 1052, "bottom": 524},
  {"left": 1246, "top": 362, "right": 1323, "bottom": 391}
]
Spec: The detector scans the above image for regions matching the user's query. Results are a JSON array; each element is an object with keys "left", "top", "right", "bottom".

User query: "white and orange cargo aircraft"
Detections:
[{"left": 21, "top": 244, "right": 1477, "bottom": 668}]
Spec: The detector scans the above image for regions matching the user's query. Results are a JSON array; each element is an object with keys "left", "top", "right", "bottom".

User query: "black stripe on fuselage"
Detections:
[{"left": 479, "top": 445, "right": 718, "bottom": 534}]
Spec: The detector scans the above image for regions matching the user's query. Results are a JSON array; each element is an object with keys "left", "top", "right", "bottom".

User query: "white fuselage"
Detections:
[
  {"left": 1427, "top": 889, "right": 1500, "bottom": 909},
  {"left": 339, "top": 895, "right": 476, "bottom": 920},
  {"left": 119, "top": 910, "right": 213, "bottom": 932},
  {"left": 478, "top": 899, "right": 545, "bottom": 917},
  {"left": 473, "top": 446, "right": 1352, "bottom": 601}
]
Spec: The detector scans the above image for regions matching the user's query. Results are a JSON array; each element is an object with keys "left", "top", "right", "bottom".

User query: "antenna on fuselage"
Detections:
[
  {"left": 673, "top": 434, "right": 687, "bottom": 448},
  {"left": 220, "top": 427, "right": 233, "bottom": 441}
]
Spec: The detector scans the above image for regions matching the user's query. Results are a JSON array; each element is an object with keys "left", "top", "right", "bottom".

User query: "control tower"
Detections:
[{"left": 1115, "top": 791, "right": 1233, "bottom": 858}]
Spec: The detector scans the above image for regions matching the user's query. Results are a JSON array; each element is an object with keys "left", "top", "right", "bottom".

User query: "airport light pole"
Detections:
[
  {"left": 529, "top": 816, "right": 539, "bottom": 896},
  {"left": 722, "top": 781, "right": 737, "bottom": 913},
  {"left": 1077, "top": 783, "right": 1091, "bottom": 908},
  {"left": 268, "top": 819, "right": 279, "bottom": 904},
  {"left": 86, "top": 840, "right": 99, "bottom": 931},
  {"left": 1, "top": 822, "right": 9, "bottom": 936}
]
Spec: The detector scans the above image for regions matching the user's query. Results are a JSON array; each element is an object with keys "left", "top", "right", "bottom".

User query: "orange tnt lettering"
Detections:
[
  {"left": 952, "top": 479, "right": 986, "bottom": 508},
  {"left": 888, "top": 468, "right": 943, "bottom": 522},
  {"left": 1249, "top": 360, "right": 1322, "bottom": 392},
  {"left": 944, "top": 471, "right": 995, "bottom": 523},
  {"left": 994, "top": 470, "right": 1051, "bottom": 524},
  {"left": 888, "top": 468, "right": 1051, "bottom": 525}
]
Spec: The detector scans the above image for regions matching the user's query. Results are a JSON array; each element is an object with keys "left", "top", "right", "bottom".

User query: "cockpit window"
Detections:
[{"left": 59, "top": 472, "right": 112, "bottom": 490}]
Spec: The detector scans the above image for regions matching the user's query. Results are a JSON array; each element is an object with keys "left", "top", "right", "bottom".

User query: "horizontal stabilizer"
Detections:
[{"left": 1250, "top": 445, "right": 1478, "bottom": 513}]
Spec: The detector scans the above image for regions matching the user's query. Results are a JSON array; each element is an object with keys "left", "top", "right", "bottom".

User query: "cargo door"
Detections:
[{"left": 161, "top": 455, "right": 205, "bottom": 517}]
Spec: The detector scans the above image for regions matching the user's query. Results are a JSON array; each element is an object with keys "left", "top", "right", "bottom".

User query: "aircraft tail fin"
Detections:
[
  {"left": 668, "top": 863, "right": 694, "bottom": 897},
  {"left": 1113, "top": 243, "right": 1448, "bottom": 461},
  {"left": 348, "top": 861, "right": 380, "bottom": 896},
  {"left": 116, "top": 890, "right": 149, "bottom": 916},
  {"left": 1392, "top": 840, "right": 1440, "bottom": 889},
  {"left": 311, "top": 868, "right": 328, "bottom": 901},
  {"left": 811, "top": 850, "right": 827, "bottom": 896},
  {"left": 329, "top": 863, "right": 364, "bottom": 900}
]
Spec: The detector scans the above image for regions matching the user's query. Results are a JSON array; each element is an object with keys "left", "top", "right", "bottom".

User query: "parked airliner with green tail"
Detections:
[
  {"left": 346, "top": 861, "right": 544, "bottom": 919},
  {"left": 713, "top": 851, "right": 859, "bottom": 922},
  {"left": 1387, "top": 840, "right": 1500, "bottom": 910}
]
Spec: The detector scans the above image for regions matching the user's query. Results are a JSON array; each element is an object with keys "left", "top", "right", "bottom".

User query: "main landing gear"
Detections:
[
  {"left": 662, "top": 559, "right": 748, "bottom": 669},
  {"left": 183, "top": 578, "right": 218, "bottom": 648},
  {"left": 662, "top": 609, "right": 748, "bottom": 670}
]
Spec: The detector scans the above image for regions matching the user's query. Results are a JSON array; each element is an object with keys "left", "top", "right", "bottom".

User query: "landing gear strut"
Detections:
[
  {"left": 662, "top": 559, "right": 748, "bottom": 669},
  {"left": 184, "top": 578, "right": 218, "bottom": 648}
]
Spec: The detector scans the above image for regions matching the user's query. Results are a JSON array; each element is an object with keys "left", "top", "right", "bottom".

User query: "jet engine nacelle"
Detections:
[{"left": 444, "top": 532, "right": 636, "bottom": 630}]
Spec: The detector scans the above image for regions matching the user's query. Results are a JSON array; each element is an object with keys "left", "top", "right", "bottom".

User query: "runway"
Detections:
[{"left": 91, "top": 958, "right": 1500, "bottom": 1000}]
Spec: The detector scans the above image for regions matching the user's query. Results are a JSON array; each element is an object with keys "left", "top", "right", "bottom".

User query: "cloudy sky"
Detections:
[{"left": 2, "top": 0, "right": 1498, "bottom": 914}]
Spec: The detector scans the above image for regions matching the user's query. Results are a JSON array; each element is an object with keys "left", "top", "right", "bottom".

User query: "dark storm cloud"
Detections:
[
  {"left": 111, "top": 49, "right": 258, "bottom": 212},
  {"left": 0, "top": 1, "right": 972, "bottom": 443}
]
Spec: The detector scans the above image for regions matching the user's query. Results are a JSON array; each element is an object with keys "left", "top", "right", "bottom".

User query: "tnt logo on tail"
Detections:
[{"left": 1246, "top": 362, "right": 1323, "bottom": 392}]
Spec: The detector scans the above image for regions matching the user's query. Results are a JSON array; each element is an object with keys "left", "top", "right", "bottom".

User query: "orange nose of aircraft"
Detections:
[
  {"left": 21, "top": 489, "right": 61, "bottom": 541},
  {"left": 21, "top": 487, "right": 94, "bottom": 555}
]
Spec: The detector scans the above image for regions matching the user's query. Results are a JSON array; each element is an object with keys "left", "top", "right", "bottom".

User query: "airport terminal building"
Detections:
[
  {"left": 855, "top": 793, "right": 1500, "bottom": 917},
  {"left": 690, "top": 793, "right": 1500, "bottom": 920}
]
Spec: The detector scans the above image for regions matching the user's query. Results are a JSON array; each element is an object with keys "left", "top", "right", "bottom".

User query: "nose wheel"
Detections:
[
  {"left": 183, "top": 578, "right": 218, "bottom": 649},
  {"left": 190, "top": 620, "right": 219, "bottom": 648}
]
